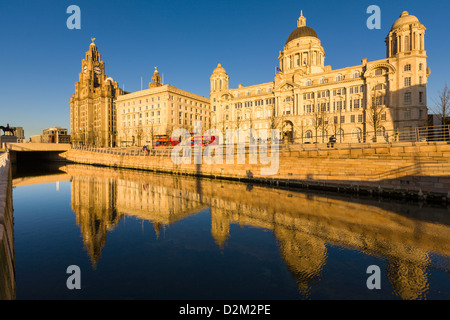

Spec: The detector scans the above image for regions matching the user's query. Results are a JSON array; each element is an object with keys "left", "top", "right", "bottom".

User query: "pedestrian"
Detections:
[{"left": 328, "top": 135, "right": 337, "bottom": 148}]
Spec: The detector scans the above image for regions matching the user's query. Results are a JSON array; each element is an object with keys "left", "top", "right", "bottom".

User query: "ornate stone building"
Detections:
[
  {"left": 210, "top": 11, "right": 430, "bottom": 143},
  {"left": 70, "top": 40, "right": 125, "bottom": 147},
  {"left": 116, "top": 68, "right": 211, "bottom": 147}
]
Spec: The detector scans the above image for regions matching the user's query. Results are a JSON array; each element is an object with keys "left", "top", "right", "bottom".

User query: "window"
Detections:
[
  {"left": 336, "top": 74, "right": 343, "bottom": 81},
  {"left": 404, "top": 35, "right": 410, "bottom": 51},
  {"left": 419, "top": 92, "right": 424, "bottom": 104},
  {"left": 358, "top": 114, "right": 363, "bottom": 123},
  {"left": 305, "top": 131, "right": 313, "bottom": 139},
  {"left": 404, "top": 77, "right": 412, "bottom": 87},
  {"left": 404, "top": 64, "right": 411, "bottom": 71},
  {"left": 320, "top": 77, "right": 327, "bottom": 84},
  {"left": 375, "top": 69, "right": 383, "bottom": 76},
  {"left": 351, "top": 115, "right": 356, "bottom": 123},
  {"left": 305, "top": 79, "right": 312, "bottom": 86},
  {"left": 353, "top": 71, "right": 360, "bottom": 79},
  {"left": 404, "top": 92, "right": 412, "bottom": 104},
  {"left": 419, "top": 63, "right": 423, "bottom": 71},
  {"left": 404, "top": 110, "right": 411, "bottom": 120}
]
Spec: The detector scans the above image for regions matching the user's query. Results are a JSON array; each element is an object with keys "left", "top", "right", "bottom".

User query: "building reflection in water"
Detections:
[{"left": 61, "top": 164, "right": 450, "bottom": 300}]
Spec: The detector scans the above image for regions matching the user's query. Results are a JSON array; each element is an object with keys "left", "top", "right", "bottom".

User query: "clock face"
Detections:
[
  {"left": 94, "top": 67, "right": 101, "bottom": 75},
  {"left": 83, "top": 66, "right": 87, "bottom": 73}
]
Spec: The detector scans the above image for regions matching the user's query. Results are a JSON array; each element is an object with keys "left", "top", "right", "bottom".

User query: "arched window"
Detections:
[
  {"left": 336, "top": 74, "right": 343, "bottom": 81},
  {"left": 305, "top": 130, "right": 313, "bottom": 139},
  {"left": 318, "top": 130, "right": 328, "bottom": 141},
  {"left": 353, "top": 71, "right": 360, "bottom": 79},
  {"left": 305, "top": 79, "right": 312, "bottom": 86},
  {"left": 352, "top": 128, "right": 362, "bottom": 141},
  {"left": 320, "top": 77, "right": 327, "bottom": 84},
  {"left": 376, "top": 126, "right": 386, "bottom": 137}
]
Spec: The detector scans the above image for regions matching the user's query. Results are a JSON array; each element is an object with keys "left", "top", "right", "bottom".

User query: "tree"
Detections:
[
  {"left": 268, "top": 104, "right": 280, "bottom": 131},
  {"left": 318, "top": 105, "right": 330, "bottom": 143},
  {"left": 367, "top": 90, "right": 386, "bottom": 142},
  {"left": 432, "top": 84, "right": 450, "bottom": 126},
  {"left": 311, "top": 110, "right": 321, "bottom": 144},
  {"left": 135, "top": 123, "right": 143, "bottom": 147}
]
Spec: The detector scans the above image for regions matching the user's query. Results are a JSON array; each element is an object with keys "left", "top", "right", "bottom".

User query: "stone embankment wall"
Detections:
[
  {"left": 62, "top": 142, "right": 450, "bottom": 202},
  {"left": 0, "top": 152, "right": 15, "bottom": 300}
]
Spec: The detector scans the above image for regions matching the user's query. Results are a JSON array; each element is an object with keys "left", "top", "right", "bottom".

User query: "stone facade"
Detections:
[
  {"left": 116, "top": 68, "right": 211, "bottom": 147},
  {"left": 210, "top": 11, "right": 430, "bottom": 143},
  {"left": 0, "top": 153, "right": 16, "bottom": 300},
  {"left": 70, "top": 40, "right": 126, "bottom": 147}
]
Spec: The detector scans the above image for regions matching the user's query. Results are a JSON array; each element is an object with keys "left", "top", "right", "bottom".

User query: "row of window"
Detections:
[
  {"left": 121, "top": 96, "right": 209, "bottom": 108},
  {"left": 404, "top": 63, "right": 424, "bottom": 72},
  {"left": 304, "top": 72, "right": 361, "bottom": 86},
  {"left": 303, "top": 87, "right": 365, "bottom": 100}
]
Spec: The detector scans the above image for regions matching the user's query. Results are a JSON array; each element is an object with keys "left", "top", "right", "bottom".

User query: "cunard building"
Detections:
[{"left": 210, "top": 11, "right": 430, "bottom": 143}]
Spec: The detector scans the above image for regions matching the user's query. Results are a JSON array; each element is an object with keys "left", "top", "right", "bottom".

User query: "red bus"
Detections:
[{"left": 152, "top": 134, "right": 218, "bottom": 147}]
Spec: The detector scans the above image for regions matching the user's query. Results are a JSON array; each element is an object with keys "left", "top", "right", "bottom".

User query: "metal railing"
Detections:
[
  {"left": 285, "top": 124, "right": 450, "bottom": 151},
  {"left": 71, "top": 125, "right": 450, "bottom": 156}
]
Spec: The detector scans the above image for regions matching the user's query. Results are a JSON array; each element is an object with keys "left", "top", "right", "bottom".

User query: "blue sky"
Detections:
[{"left": 0, "top": 0, "right": 449, "bottom": 138}]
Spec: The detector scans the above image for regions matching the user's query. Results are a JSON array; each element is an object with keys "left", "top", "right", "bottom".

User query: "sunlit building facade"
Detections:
[
  {"left": 210, "top": 11, "right": 430, "bottom": 143},
  {"left": 116, "top": 68, "right": 211, "bottom": 147},
  {"left": 70, "top": 40, "right": 125, "bottom": 147}
]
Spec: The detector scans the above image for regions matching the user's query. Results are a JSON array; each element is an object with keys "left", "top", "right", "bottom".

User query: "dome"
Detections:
[
  {"left": 286, "top": 26, "right": 318, "bottom": 44},
  {"left": 212, "top": 63, "right": 227, "bottom": 74},
  {"left": 391, "top": 11, "right": 420, "bottom": 30}
]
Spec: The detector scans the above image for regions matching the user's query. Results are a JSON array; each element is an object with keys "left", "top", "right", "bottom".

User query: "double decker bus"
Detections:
[
  {"left": 152, "top": 135, "right": 179, "bottom": 147},
  {"left": 152, "top": 133, "right": 219, "bottom": 147}
]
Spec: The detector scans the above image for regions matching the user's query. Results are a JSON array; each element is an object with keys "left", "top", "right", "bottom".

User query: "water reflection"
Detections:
[{"left": 55, "top": 164, "right": 450, "bottom": 300}]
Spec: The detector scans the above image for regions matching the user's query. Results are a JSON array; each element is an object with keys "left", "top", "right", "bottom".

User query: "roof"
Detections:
[{"left": 286, "top": 26, "right": 318, "bottom": 44}]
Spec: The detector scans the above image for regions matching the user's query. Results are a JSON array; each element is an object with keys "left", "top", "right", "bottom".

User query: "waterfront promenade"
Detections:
[{"left": 63, "top": 141, "right": 450, "bottom": 203}]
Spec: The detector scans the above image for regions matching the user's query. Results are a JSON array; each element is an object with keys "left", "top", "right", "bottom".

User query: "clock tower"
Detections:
[{"left": 70, "top": 39, "right": 126, "bottom": 147}]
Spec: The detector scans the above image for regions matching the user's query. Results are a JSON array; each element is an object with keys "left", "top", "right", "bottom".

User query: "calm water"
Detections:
[{"left": 11, "top": 164, "right": 450, "bottom": 300}]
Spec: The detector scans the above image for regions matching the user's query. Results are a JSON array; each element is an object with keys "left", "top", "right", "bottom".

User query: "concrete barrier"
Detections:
[{"left": 0, "top": 152, "right": 16, "bottom": 300}]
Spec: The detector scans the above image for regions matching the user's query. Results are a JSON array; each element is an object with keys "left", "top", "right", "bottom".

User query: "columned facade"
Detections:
[{"left": 210, "top": 11, "right": 429, "bottom": 143}]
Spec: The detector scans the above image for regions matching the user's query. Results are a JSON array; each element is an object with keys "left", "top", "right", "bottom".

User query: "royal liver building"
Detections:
[{"left": 210, "top": 11, "right": 429, "bottom": 143}]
